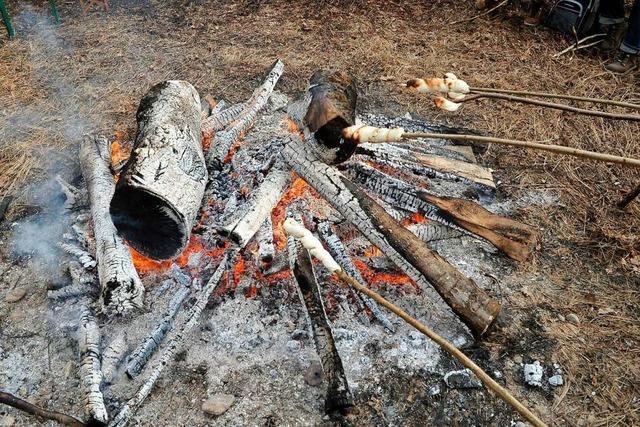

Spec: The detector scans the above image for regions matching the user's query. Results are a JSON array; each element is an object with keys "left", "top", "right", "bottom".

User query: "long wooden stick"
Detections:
[
  {"left": 463, "top": 91, "right": 640, "bottom": 121},
  {"left": 469, "top": 87, "right": 640, "bottom": 110},
  {"left": 402, "top": 132, "right": 640, "bottom": 168},
  {"left": 334, "top": 270, "right": 548, "bottom": 427},
  {"left": 0, "top": 391, "right": 86, "bottom": 427}
]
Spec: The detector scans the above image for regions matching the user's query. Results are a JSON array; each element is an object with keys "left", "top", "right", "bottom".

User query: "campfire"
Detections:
[{"left": 43, "top": 59, "right": 543, "bottom": 426}]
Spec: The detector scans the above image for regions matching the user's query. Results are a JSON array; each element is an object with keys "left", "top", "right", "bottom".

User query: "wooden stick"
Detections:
[
  {"left": 469, "top": 87, "right": 640, "bottom": 110},
  {"left": 401, "top": 132, "right": 640, "bottom": 168},
  {"left": 617, "top": 183, "right": 640, "bottom": 209},
  {"left": 0, "top": 391, "right": 86, "bottom": 427},
  {"left": 334, "top": 270, "right": 548, "bottom": 427},
  {"left": 450, "top": 0, "right": 509, "bottom": 25},
  {"left": 463, "top": 91, "right": 640, "bottom": 121}
]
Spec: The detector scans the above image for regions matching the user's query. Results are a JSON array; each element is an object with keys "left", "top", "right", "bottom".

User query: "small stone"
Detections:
[
  {"left": 567, "top": 313, "right": 580, "bottom": 325},
  {"left": 202, "top": 394, "right": 235, "bottom": 416},
  {"left": 5, "top": 288, "right": 26, "bottom": 303},
  {"left": 304, "top": 361, "right": 323, "bottom": 386},
  {"left": 1, "top": 415, "right": 16, "bottom": 426},
  {"left": 493, "top": 370, "right": 503, "bottom": 379},
  {"left": 557, "top": 314, "right": 565, "bottom": 322},
  {"left": 549, "top": 375, "right": 564, "bottom": 387},
  {"left": 523, "top": 361, "right": 543, "bottom": 387},
  {"left": 513, "top": 355, "right": 523, "bottom": 364},
  {"left": 443, "top": 369, "right": 482, "bottom": 389}
]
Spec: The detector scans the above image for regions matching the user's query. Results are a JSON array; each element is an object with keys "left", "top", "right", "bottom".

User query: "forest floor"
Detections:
[{"left": 1, "top": 1, "right": 638, "bottom": 426}]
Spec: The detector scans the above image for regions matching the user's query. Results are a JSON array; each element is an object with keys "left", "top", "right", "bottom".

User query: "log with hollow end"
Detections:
[
  {"left": 282, "top": 138, "right": 501, "bottom": 337},
  {"left": 79, "top": 135, "right": 144, "bottom": 315},
  {"left": 316, "top": 221, "right": 395, "bottom": 332}
]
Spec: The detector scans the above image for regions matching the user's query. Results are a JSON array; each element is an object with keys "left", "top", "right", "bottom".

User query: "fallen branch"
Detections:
[
  {"left": 0, "top": 391, "right": 85, "bottom": 427},
  {"left": 617, "top": 182, "right": 640, "bottom": 209},
  {"left": 284, "top": 219, "right": 547, "bottom": 427},
  {"left": 553, "top": 33, "right": 606, "bottom": 58}
]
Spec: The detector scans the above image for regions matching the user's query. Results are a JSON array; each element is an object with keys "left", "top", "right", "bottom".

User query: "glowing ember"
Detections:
[
  {"left": 400, "top": 212, "right": 427, "bottom": 227},
  {"left": 232, "top": 257, "right": 247, "bottom": 289},
  {"left": 363, "top": 246, "right": 382, "bottom": 257},
  {"left": 110, "top": 130, "right": 130, "bottom": 167},
  {"left": 284, "top": 117, "right": 302, "bottom": 136},
  {"left": 353, "top": 259, "right": 419, "bottom": 292},
  {"left": 272, "top": 177, "right": 313, "bottom": 250}
]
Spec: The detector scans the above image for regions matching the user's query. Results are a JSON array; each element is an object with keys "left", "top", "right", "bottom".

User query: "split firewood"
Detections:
[
  {"left": 111, "top": 81, "right": 207, "bottom": 260},
  {"left": 286, "top": 222, "right": 354, "bottom": 413},
  {"left": 101, "top": 332, "right": 129, "bottom": 385},
  {"left": 110, "top": 252, "right": 232, "bottom": 427},
  {"left": 219, "top": 164, "right": 290, "bottom": 246},
  {"left": 206, "top": 60, "right": 285, "bottom": 169},
  {"left": 345, "top": 162, "right": 537, "bottom": 262},
  {"left": 282, "top": 138, "right": 501, "bottom": 337},
  {"left": 79, "top": 135, "right": 144, "bottom": 315},
  {"left": 78, "top": 305, "right": 108, "bottom": 425},
  {"left": 201, "top": 102, "right": 245, "bottom": 135},
  {"left": 285, "top": 219, "right": 548, "bottom": 427},
  {"left": 317, "top": 221, "right": 395, "bottom": 332},
  {"left": 256, "top": 217, "right": 276, "bottom": 264},
  {"left": 125, "top": 284, "right": 191, "bottom": 378}
]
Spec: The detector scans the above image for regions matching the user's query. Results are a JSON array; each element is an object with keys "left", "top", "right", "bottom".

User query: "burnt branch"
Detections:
[{"left": 0, "top": 391, "right": 85, "bottom": 427}]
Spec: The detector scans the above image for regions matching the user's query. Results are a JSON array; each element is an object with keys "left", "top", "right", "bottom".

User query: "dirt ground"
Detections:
[{"left": 1, "top": 0, "right": 639, "bottom": 426}]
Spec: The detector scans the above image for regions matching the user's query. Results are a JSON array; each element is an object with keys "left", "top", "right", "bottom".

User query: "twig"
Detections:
[
  {"left": 617, "top": 183, "right": 640, "bottom": 209},
  {"left": 0, "top": 391, "right": 86, "bottom": 427},
  {"left": 463, "top": 91, "right": 640, "bottom": 121},
  {"left": 469, "top": 86, "right": 640, "bottom": 110},
  {"left": 334, "top": 270, "right": 548, "bottom": 427},
  {"left": 450, "top": 0, "right": 509, "bottom": 25},
  {"left": 553, "top": 33, "right": 606, "bottom": 58}
]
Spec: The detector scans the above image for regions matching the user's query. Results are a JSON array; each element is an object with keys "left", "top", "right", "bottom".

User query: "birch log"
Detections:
[
  {"left": 282, "top": 138, "right": 501, "bottom": 337},
  {"left": 207, "top": 60, "right": 284, "bottom": 169},
  {"left": 111, "top": 81, "right": 207, "bottom": 260},
  {"left": 79, "top": 135, "right": 144, "bottom": 315},
  {"left": 79, "top": 306, "right": 108, "bottom": 425},
  {"left": 288, "top": 239, "right": 354, "bottom": 413}
]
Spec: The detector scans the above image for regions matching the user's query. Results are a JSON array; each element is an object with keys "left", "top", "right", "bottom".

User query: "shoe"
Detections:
[
  {"left": 604, "top": 51, "right": 638, "bottom": 73},
  {"left": 601, "top": 23, "right": 627, "bottom": 51}
]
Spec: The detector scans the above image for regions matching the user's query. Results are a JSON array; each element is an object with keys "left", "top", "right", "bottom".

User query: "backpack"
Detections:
[{"left": 545, "top": 0, "right": 601, "bottom": 36}]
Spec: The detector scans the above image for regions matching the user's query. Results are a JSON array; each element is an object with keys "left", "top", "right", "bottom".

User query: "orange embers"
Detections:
[
  {"left": 129, "top": 235, "right": 228, "bottom": 275},
  {"left": 352, "top": 258, "right": 419, "bottom": 293},
  {"left": 271, "top": 177, "right": 312, "bottom": 250},
  {"left": 284, "top": 117, "right": 302, "bottom": 136},
  {"left": 400, "top": 212, "right": 427, "bottom": 227},
  {"left": 110, "top": 130, "right": 130, "bottom": 167}
]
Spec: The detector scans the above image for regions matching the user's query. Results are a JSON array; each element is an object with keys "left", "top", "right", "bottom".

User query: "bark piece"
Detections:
[
  {"left": 282, "top": 138, "right": 501, "bottom": 337},
  {"left": 111, "top": 81, "right": 206, "bottom": 260},
  {"left": 79, "top": 135, "right": 144, "bottom": 315},
  {"left": 78, "top": 306, "right": 108, "bottom": 425},
  {"left": 288, "top": 238, "right": 353, "bottom": 413}
]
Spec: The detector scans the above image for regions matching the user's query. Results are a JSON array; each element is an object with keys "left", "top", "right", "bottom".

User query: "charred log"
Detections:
[
  {"left": 288, "top": 238, "right": 353, "bottom": 413},
  {"left": 282, "top": 138, "right": 501, "bottom": 337},
  {"left": 78, "top": 306, "right": 108, "bottom": 425},
  {"left": 256, "top": 217, "right": 276, "bottom": 265},
  {"left": 79, "top": 135, "right": 144, "bottom": 315},
  {"left": 101, "top": 332, "right": 129, "bottom": 385},
  {"left": 201, "top": 102, "right": 244, "bottom": 136},
  {"left": 111, "top": 81, "right": 206, "bottom": 260}
]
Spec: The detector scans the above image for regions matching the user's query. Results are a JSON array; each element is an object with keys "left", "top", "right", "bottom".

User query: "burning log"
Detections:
[
  {"left": 207, "top": 60, "right": 285, "bottom": 169},
  {"left": 282, "top": 138, "right": 501, "bottom": 337},
  {"left": 317, "top": 221, "right": 395, "bottom": 332},
  {"left": 407, "top": 222, "right": 463, "bottom": 243},
  {"left": 302, "top": 70, "right": 358, "bottom": 165},
  {"left": 201, "top": 102, "right": 245, "bottom": 135},
  {"left": 110, "top": 252, "right": 232, "bottom": 427},
  {"left": 111, "top": 81, "right": 207, "bottom": 260},
  {"left": 125, "top": 284, "right": 191, "bottom": 378},
  {"left": 78, "top": 306, "right": 108, "bottom": 425},
  {"left": 79, "top": 135, "right": 144, "bottom": 315},
  {"left": 256, "top": 217, "right": 276, "bottom": 265},
  {"left": 219, "top": 164, "right": 290, "bottom": 246},
  {"left": 287, "top": 230, "right": 353, "bottom": 413},
  {"left": 101, "top": 332, "right": 129, "bottom": 385},
  {"left": 345, "top": 162, "right": 537, "bottom": 262}
]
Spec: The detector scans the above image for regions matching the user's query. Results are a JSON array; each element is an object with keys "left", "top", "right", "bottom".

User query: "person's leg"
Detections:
[
  {"left": 620, "top": 0, "right": 640, "bottom": 54},
  {"left": 599, "top": 0, "right": 626, "bottom": 26}
]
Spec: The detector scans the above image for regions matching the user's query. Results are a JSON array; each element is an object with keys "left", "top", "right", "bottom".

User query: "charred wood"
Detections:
[
  {"left": 60, "top": 242, "right": 96, "bottom": 269},
  {"left": 78, "top": 306, "right": 108, "bottom": 425},
  {"left": 256, "top": 217, "right": 276, "bottom": 265},
  {"left": 282, "top": 139, "right": 501, "bottom": 337},
  {"left": 79, "top": 135, "right": 144, "bottom": 315},
  {"left": 48, "top": 261, "right": 95, "bottom": 300},
  {"left": 101, "top": 332, "right": 129, "bottom": 385},
  {"left": 317, "top": 221, "right": 395, "bottom": 332},
  {"left": 111, "top": 81, "right": 207, "bottom": 260},
  {"left": 201, "top": 102, "right": 244, "bottom": 136},
  {"left": 288, "top": 238, "right": 353, "bottom": 413},
  {"left": 125, "top": 284, "right": 191, "bottom": 378}
]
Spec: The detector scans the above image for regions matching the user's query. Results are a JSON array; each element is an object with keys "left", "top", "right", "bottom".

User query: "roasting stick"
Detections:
[
  {"left": 0, "top": 391, "right": 86, "bottom": 427},
  {"left": 343, "top": 125, "right": 640, "bottom": 168},
  {"left": 283, "top": 219, "right": 548, "bottom": 427}
]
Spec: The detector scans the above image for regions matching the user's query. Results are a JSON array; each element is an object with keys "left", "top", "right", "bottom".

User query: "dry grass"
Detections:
[{"left": 1, "top": 0, "right": 638, "bottom": 425}]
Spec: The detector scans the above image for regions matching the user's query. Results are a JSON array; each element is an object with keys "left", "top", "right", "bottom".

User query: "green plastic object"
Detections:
[
  {"left": 0, "top": 0, "right": 16, "bottom": 39},
  {"left": 48, "top": 0, "right": 60, "bottom": 24}
]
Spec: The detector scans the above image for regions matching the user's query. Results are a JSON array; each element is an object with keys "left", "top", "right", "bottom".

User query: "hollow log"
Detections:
[
  {"left": 79, "top": 135, "right": 144, "bottom": 315},
  {"left": 344, "top": 162, "right": 537, "bottom": 261},
  {"left": 111, "top": 81, "right": 207, "bottom": 260},
  {"left": 78, "top": 306, "right": 108, "bottom": 425},
  {"left": 219, "top": 165, "right": 290, "bottom": 246},
  {"left": 288, "top": 237, "right": 353, "bottom": 413},
  {"left": 207, "top": 60, "right": 285, "bottom": 169},
  {"left": 317, "top": 221, "right": 395, "bottom": 332},
  {"left": 126, "top": 284, "right": 191, "bottom": 378},
  {"left": 282, "top": 138, "right": 501, "bottom": 337}
]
